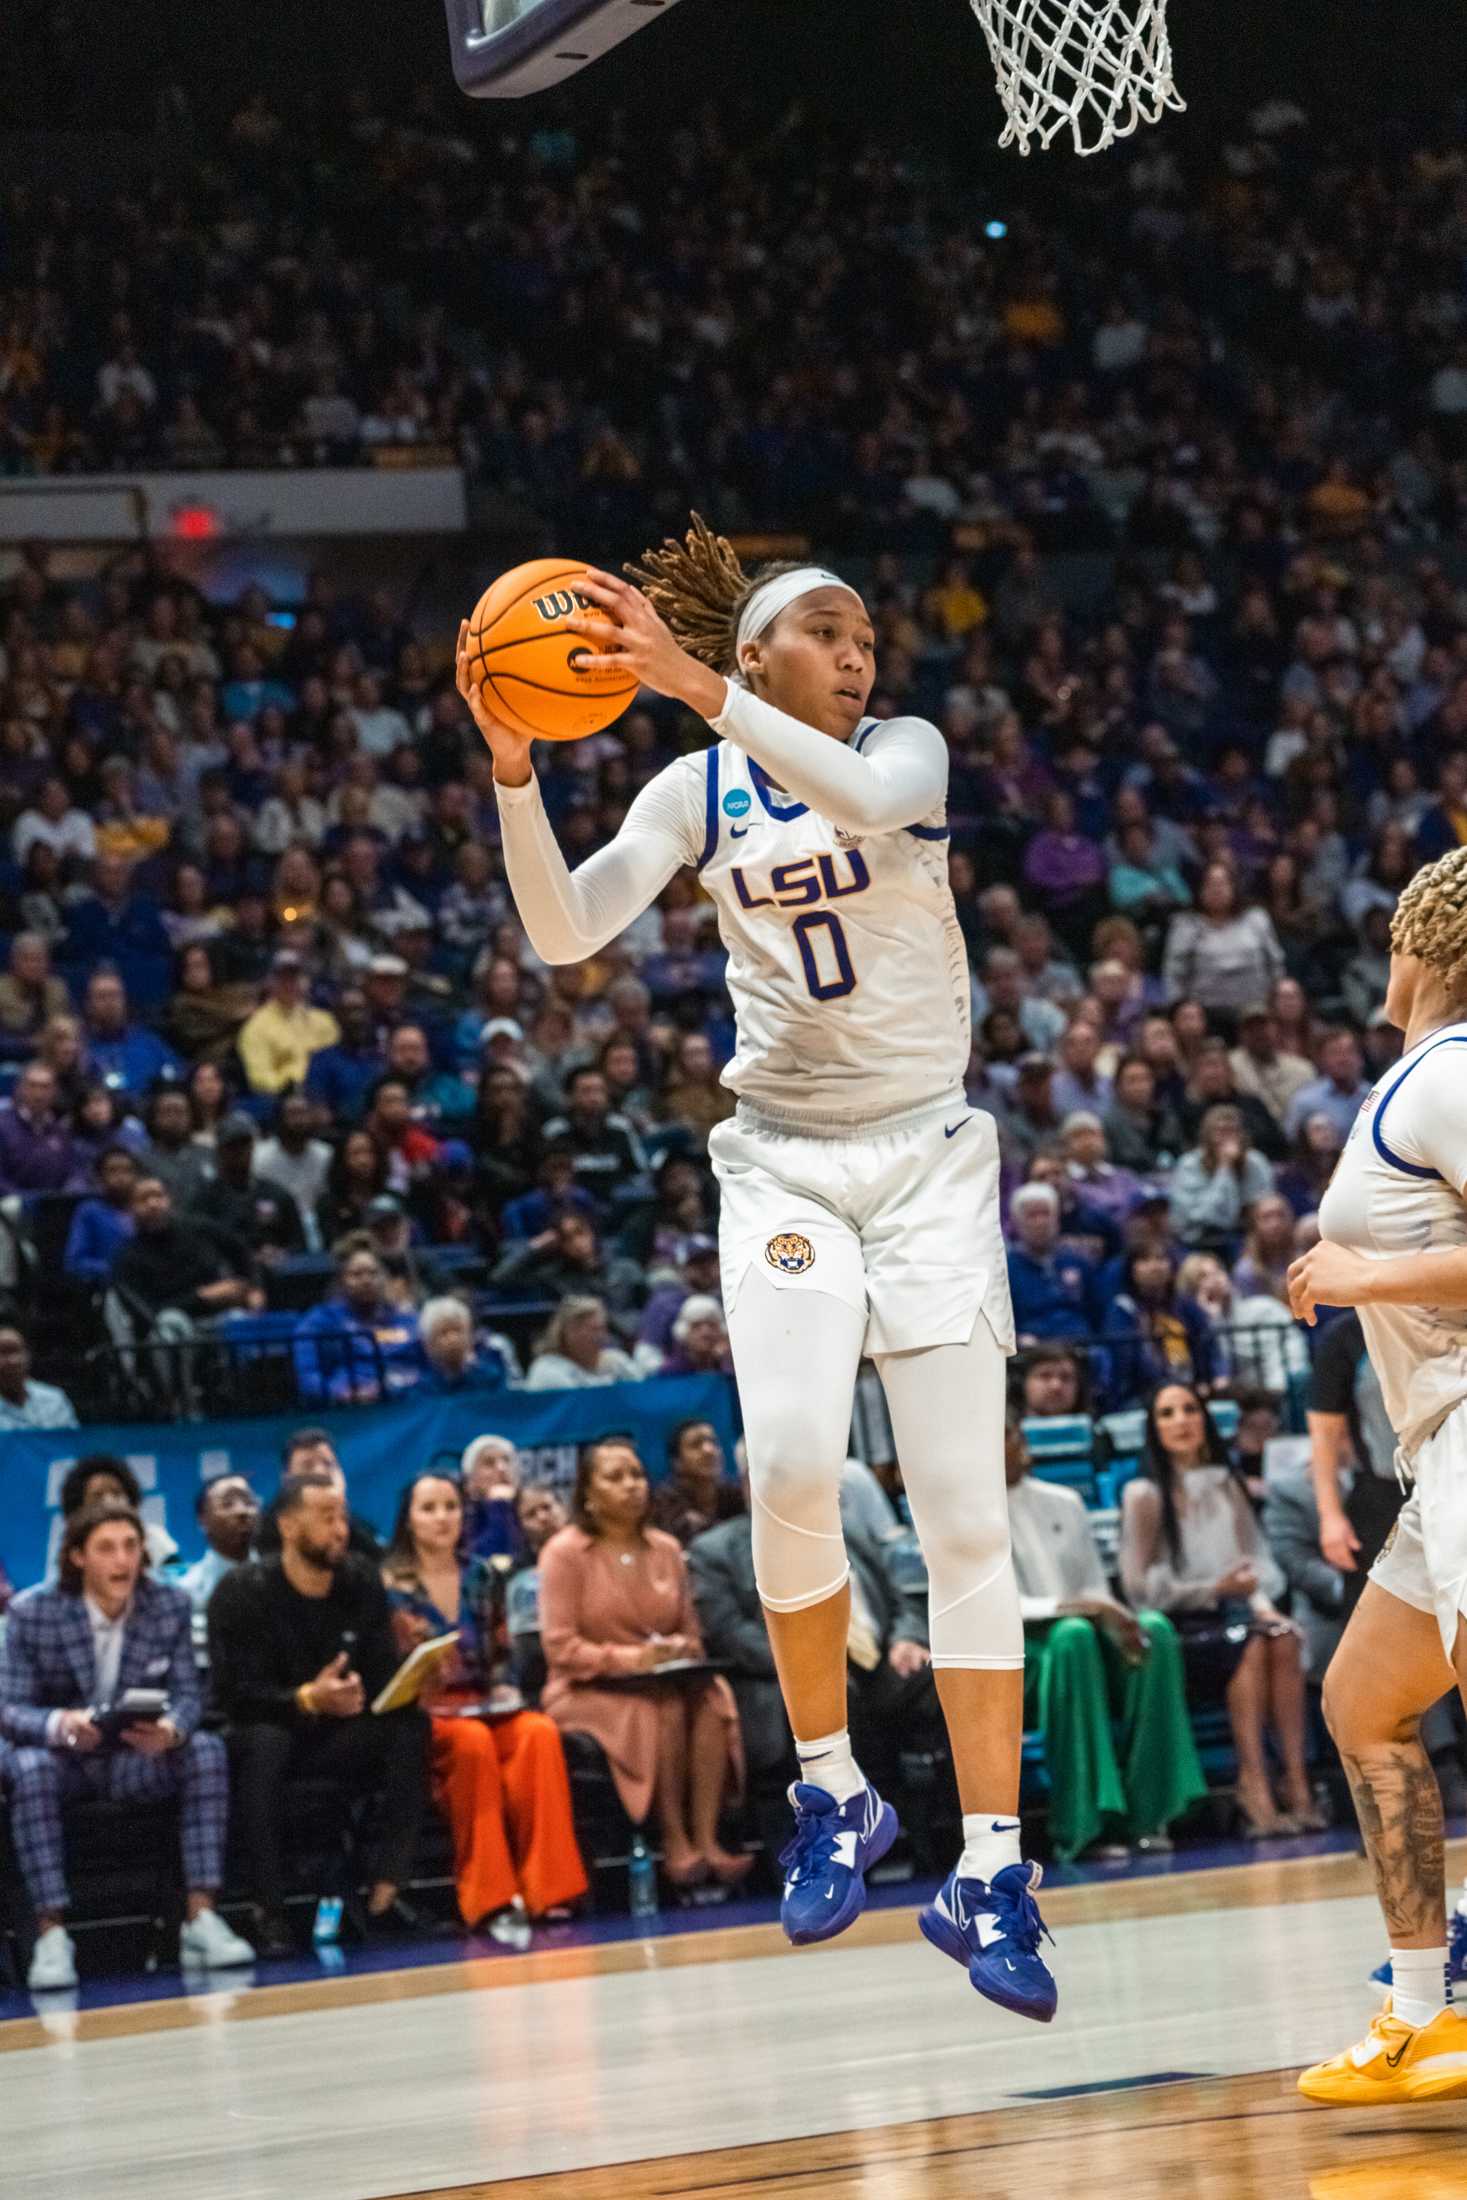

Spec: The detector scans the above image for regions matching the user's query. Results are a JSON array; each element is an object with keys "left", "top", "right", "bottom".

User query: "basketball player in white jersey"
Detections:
[
  {"left": 457, "top": 518, "right": 1056, "bottom": 2022},
  {"left": 1287, "top": 845, "right": 1467, "bottom": 2103}
]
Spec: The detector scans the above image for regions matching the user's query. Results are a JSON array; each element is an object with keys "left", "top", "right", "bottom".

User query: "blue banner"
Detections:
[{"left": 0, "top": 1375, "right": 738, "bottom": 1594}]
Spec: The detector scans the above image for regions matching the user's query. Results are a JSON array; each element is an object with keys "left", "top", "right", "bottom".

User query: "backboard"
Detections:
[{"left": 444, "top": 0, "right": 685, "bottom": 98}]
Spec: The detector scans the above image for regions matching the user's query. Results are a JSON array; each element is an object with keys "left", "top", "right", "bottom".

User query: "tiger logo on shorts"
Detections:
[
  {"left": 765, "top": 1231, "right": 816, "bottom": 1275},
  {"left": 1378, "top": 1518, "right": 1400, "bottom": 1563}
]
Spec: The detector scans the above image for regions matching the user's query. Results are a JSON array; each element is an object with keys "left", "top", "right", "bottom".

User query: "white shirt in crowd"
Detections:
[
  {"left": 85, "top": 1593, "right": 130, "bottom": 1704},
  {"left": 524, "top": 1347, "right": 642, "bottom": 1390},
  {"left": 253, "top": 1136, "right": 333, "bottom": 1238},
  {"left": 12, "top": 807, "right": 96, "bottom": 866},
  {"left": 0, "top": 1379, "right": 78, "bottom": 1433},
  {"left": 1007, "top": 1473, "right": 1109, "bottom": 1622},
  {"left": 1120, "top": 1465, "right": 1285, "bottom": 1614},
  {"left": 44, "top": 1594, "right": 133, "bottom": 1743}
]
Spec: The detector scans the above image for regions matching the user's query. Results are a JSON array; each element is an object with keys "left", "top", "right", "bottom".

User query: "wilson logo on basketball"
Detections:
[
  {"left": 532, "top": 589, "right": 593, "bottom": 621},
  {"left": 463, "top": 558, "right": 636, "bottom": 744},
  {"left": 765, "top": 1232, "right": 815, "bottom": 1275}
]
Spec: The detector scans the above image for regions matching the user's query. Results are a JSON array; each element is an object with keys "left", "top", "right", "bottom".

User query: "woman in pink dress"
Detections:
[{"left": 538, "top": 1438, "right": 748, "bottom": 1889}]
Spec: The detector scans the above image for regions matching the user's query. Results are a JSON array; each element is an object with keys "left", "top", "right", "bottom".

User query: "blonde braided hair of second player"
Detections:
[
  {"left": 625, "top": 513, "right": 803, "bottom": 675},
  {"left": 1391, "top": 845, "right": 1467, "bottom": 1003}
]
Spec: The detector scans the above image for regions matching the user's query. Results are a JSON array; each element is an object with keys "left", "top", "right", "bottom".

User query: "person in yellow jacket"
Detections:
[{"left": 237, "top": 950, "right": 339, "bottom": 1096}]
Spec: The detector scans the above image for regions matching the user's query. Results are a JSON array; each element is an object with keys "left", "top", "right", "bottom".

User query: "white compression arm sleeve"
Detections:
[
  {"left": 709, "top": 682, "right": 947, "bottom": 834},
  {"left": 495, "top": 761, "right": 698, "bottom": 965}
]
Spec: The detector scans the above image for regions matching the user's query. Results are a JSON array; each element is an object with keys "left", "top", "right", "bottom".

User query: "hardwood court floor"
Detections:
[
  {"left": 1, "top": 1844, "right": 1463, "bottom": 2200},
  {"left": 430, "top": 2081, "right": 1467, "bottom": 2199}
]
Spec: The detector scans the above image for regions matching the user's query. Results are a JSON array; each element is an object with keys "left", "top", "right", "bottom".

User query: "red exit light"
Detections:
[{"left": 172, "top": 505, "right": 219, "bottom": 540}]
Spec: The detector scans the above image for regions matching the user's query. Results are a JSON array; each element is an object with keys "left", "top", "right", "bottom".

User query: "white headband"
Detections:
[{"left": 734, "top": 566, "right": 858, "bottom": 666}]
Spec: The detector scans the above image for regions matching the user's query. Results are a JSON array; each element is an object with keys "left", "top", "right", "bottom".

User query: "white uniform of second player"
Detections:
[{"left": 1319, "top": 1022, "right": 1467, "bottom": 1659}]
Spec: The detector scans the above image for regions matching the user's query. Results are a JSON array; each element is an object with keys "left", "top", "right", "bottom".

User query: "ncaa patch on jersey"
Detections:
[
  {"left": 723, "top": 787, "right": 752, "bottom": 818},
  {"left": 765, "top": 1231, "right": 816, "bottom": 1275}
]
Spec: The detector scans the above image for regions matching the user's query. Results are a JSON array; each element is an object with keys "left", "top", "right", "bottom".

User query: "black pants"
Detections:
[
  {"left": 1344, "top": 1471, "right": 1406, "bottom": 1619},
  {"left": 848, "top": 1661, "right": 954, "bottom": 1833},
  {"left": 227, "top": 1708, "right": 431, "bottom": 1912}
]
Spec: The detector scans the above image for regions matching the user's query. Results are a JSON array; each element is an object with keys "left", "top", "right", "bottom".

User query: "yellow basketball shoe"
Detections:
[{"left": 1299, "top": 1997, "right": 1467, "bottom": 2105}]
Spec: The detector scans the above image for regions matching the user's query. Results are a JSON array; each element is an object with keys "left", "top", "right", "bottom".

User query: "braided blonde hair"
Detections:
[
  {"left": 625, "top": 513, "right": 803, "bottom": 674},
  {"left": 1390, "top": 846, "right": 1467, "bottom": 1001}
]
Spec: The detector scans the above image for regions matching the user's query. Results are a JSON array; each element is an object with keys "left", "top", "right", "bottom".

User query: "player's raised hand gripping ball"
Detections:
[{"left": 461, "top": 557, "right": 639, "bottom": 741}]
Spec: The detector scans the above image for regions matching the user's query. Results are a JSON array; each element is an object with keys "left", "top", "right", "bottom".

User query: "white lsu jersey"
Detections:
[
  {"left": 689, "top": 720, "right": 969, "bottom": 1128},
  {"left": 1318, "top": 1021, "right": 1467, "bottom": 1459}
]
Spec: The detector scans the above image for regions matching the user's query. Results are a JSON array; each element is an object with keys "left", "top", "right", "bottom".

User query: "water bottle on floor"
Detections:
[
  {"left": 312, "top": 1896, "right": 344, "bottom": 1947},
  {"left": 628, "top": 1835, "right": 659, "bottom": 1922}
]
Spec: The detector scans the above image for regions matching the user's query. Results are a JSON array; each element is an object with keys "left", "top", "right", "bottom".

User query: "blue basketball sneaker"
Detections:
[
  {"left": 1372, "top": 1910, "right": 1467, "bottom": 1995},
  {"left": 919, "top": 1861, "right": 1058, "bottom": 2023},
  {"left": 778, "top": 1781, "right": 899, "bottom": 1946}
]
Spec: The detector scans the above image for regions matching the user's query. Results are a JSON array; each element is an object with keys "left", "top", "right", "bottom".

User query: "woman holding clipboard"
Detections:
[
  {"left": 537, "top": 1437, "right": 749, "bottom": 1891},
  {"left": 382, "top": 1473, "right": 587, "bottom": 1944}
]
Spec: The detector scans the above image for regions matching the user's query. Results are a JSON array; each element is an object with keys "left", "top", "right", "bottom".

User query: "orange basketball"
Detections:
[{"left": 462, "top": 557, "right": 638, "bottom": 742}]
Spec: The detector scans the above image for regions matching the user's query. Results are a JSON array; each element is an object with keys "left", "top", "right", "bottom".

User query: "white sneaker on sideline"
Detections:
[
  {"left": 179, "top": 1909, "right": 255, "bottom": 1969},
  {"left": 27, "top": 1924, "right": 78, "bottom": 1992}
]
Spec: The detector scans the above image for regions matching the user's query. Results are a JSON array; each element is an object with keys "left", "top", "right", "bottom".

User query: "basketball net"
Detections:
[{"left": 969, "top": 0, "right": 1184, "bottom": 156}]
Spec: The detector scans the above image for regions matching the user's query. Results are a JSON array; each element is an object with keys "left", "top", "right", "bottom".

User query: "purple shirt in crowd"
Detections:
[{"left": 0, "top": 1105, "right": 84, "bottom": 1195}]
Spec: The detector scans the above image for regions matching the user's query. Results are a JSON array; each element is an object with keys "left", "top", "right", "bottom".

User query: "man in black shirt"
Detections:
[
  {"left": 1308, "top": 1308, "right": 1404, "bottom": 1612},
  {"left": 110, "top": 1174, "right": 261, "bottom": 1326},
  {"left": 189, "top": 1112, "right": 306, "bottom": 1265},
  {"left": 208, "top": 1473, "right": 430, "bottom": 1954},
  {"left": 1176, "top": 1038, "right": 1288, "bottom": 1163},
  {"left": 540, "top": 1065, "right": 648, "bottom": 1213}
]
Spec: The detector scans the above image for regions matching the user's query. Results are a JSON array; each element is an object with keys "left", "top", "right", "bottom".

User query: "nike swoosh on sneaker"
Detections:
[{"left": 945, "top": 1879, "right": 1000, "bottom": 1947}]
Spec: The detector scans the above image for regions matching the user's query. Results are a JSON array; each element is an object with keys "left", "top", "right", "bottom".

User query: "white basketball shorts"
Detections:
[
  {"left": 1371, "top": 1397, "right": 1467, "bottom": 1663},
  {"left": 708, "top": 1099, "right": 1016, "bottom": 1358}
]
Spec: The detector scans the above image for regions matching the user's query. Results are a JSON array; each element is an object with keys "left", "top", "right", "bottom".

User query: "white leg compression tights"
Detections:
[
  {"left": 873, "top": 1315, "right": 1023, "bottom": 1671},
  {"left": 729, "top": 1271, "right": 866, "bottom": 1615}
]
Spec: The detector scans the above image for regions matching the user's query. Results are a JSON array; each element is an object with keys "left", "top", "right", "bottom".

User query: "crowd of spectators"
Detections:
[
  {"left": 2, "top": 415, "right": 1462, "bottom": 1424},
  {"left": 0, "top": 457, "right": 1441, "bottom": 1430},
  {"left": 4, "top": 82, "right": 1467, "bottom": 563}
]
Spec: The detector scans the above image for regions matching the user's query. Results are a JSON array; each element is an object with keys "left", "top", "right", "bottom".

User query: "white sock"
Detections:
[
  {"left": 957, "top": 1814, "right": 1023, "bottom": 1886},
  {"left": 794, "top": 1728, "right": 865, "bottom": 1805},
  {"left": 1390, "top": 1946, "right": 1449, "bottom": 2030},
  {"left": 1454, "top": 1885, "right": 1467, "bottom": 1921}
]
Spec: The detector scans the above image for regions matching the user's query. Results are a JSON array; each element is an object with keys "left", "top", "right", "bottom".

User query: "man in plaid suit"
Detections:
[{"left": 0, "top": 1500, "right": 254, "bottom": 1990}]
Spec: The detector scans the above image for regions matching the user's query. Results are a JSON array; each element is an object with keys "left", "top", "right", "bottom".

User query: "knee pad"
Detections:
[
  {"left": 908, "top": 1473, "right": 1023, "bottom": 1671},
  {"left": 745, "top": 1417, "right": 848, "bottom": 1616}
]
